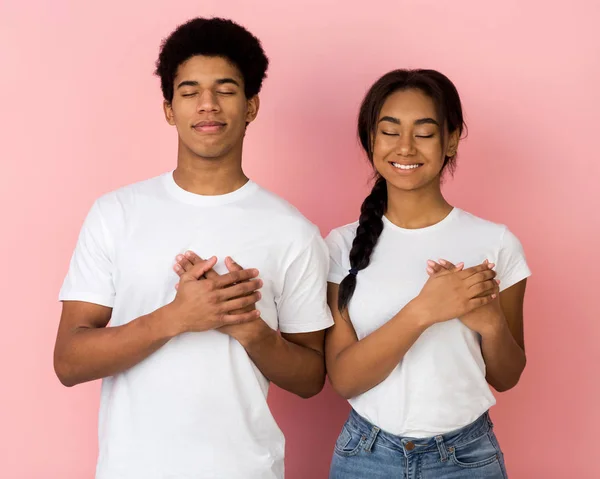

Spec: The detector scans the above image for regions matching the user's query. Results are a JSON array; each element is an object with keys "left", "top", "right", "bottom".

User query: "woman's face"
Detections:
[{"left": 372, "top": 88, "right": 458, "bottom": 193}]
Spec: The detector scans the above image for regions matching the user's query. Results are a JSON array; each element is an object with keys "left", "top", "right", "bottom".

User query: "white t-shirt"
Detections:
[
  {"left": 59, "top": 172, "right": 334, "bottom": 479},
  {"left": 325, "top": 207, "right": 531, "bottom": 438}
]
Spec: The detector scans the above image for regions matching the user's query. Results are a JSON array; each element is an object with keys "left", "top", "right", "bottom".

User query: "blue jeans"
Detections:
[{"left": 329, "top": 409, "right": 508, "bottom": 479}]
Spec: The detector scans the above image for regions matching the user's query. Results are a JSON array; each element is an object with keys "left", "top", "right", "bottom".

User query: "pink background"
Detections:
[{"left": 1, "top": 0, "right": 598, "bottom": 477}]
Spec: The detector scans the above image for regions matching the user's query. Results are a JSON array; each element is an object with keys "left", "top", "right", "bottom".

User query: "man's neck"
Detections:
[{"left": 174, "top": 148, "right": 248, "bottom": 196}]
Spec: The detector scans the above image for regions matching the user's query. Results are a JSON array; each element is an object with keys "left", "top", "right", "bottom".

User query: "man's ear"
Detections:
[
  {"left": 164, "top": 100, "right": 175, "bottom": 126},
  {"left": 245, "top": 95, "right": 260, "bottom": 124}
]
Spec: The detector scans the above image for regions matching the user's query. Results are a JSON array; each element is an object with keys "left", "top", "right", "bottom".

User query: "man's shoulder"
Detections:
[
  {"left": 84, "top": 173, "right": 168, "bottom": 231},
  {"left": 97, "top": 173, "right": 165, "bottom": 204},
  {"left": 92, "top": 173, "right": 166, "bottom": 213},
  {"left": 251, "top": 184, "right": 320, "bottom": 240}
]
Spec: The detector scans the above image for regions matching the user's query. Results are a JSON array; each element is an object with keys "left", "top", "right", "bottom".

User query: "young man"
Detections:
[{"left": 54, "top": 17, "right": 333, "bottom": 479}]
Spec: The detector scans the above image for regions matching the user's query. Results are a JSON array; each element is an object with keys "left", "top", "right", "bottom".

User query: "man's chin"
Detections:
[
  {"left": 189, "top": 147, "right": 229, "bottom": 160},
  {"left": 179, "top": 137, "right": 237, "bottom": 161}
]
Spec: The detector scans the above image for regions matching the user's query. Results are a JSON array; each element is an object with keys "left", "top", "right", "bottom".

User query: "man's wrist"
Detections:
[
  {"left": 148, "top": 303, "right": 185, "bottom": 339},
  {"left": 240, "top": 320, "right": 276, "bottom": 352}
]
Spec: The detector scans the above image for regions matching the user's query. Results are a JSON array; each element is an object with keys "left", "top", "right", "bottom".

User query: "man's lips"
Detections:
[{"left": 193, "top": 121, "right": 226, "bottom": 133}]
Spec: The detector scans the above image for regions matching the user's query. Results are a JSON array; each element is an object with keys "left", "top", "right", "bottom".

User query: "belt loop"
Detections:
[
  {"left": 364, "top": 425, "right": 380, "bottom": 453},
  {"left": 486, "top": 411, "right": 494, "bottom": 429},
  {"left": 435, "top": 435, "right": 448, "bottom": 462}
]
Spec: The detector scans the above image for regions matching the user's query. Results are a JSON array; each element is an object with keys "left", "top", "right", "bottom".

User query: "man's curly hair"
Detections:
[{"left": 155, "top": 17, "right": 269, "bottom": 103}]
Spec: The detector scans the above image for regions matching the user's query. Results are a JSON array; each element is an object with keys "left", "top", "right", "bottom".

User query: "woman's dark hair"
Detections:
[
  {"left": 155, "top": 17, "right": 269, "bottom": 103},
  {"left": 338, "top": 69, "right": 466, "bottom": 313}
]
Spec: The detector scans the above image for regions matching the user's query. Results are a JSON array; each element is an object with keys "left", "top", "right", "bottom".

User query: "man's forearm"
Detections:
[
  {"left": 481, "top": 315, "right": 526, "bottom": 392},
  {"left": 54, "top": 306, "right": 178, "bottom": 387},
  {"left": 241, "top": 327, "right": 326, "bottom": 399}
]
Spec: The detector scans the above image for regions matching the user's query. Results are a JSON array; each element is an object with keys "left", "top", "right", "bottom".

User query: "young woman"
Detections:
[{"left": 325, "top": 69, "right": 530, "bottom": 478}]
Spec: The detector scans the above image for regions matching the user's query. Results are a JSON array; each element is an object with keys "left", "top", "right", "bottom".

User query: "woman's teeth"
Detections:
[{"left": 392, "top": 163, "right": 421, "bottom": 170}]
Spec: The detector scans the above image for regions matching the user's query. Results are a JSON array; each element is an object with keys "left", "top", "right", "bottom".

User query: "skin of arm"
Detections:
[{"left": 54, "top": 258, "right": 262, "bottom": 387}]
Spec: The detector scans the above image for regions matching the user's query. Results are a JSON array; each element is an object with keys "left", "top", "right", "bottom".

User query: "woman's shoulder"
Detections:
[{"left": 453, "top": 208, "right": 510, "bottom": 237}]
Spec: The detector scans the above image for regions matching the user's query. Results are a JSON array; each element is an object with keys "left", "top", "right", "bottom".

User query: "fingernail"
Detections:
[
  {"left": 438, "top": 259, "right": 447, "bottom": 265},
  {"left": 456, "top": 262, "right": 464, "bottom": 268},
  {"left": 257, "top": 292, "right": 262, "bottom": 299},
  {"left": 259, "top": 279, "right": 264, "bottom": 287},
  {"left": 185, "top": 251, "right": 192, "bottom": 258},
  {"left": 484, "top": 259, "right": 489, "bottom": 264},
  {"left": 491, "top": 294, "right": 497, "bottom": 299},
  {"left": 176, "top": 255, "right": 184, "bottom": 261},
  {"left": 426, "top": 267, "right": 434, "bottom": 274},
  {"left": 488, "top": 263, "right": 495, "bottom": 269},
  {"left": 496, "top": 279, "right": 501, "bottom": 284},
  {"left": 427, "top": 260, "right": 436, "bottom": 266},
  {"left": 174, "top": 264, "right": 181, "bottom": 271}
]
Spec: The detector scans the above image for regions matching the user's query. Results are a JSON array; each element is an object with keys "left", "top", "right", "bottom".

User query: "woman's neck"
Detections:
[{"left": 384, "top": 179, "right": 453, "bottom": 229}]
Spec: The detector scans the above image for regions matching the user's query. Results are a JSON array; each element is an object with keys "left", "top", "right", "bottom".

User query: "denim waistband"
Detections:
[{"left": 346, "top": 409, "right": 493, "bottom": 457}]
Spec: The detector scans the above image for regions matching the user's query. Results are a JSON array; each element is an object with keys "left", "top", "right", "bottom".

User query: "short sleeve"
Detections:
[
  {"left": 496, "top": 228, "right": 531, "bottom": 292},
  {"left": 58, "top": 200, "right": 116, "bottom": 307},
  {"left": 324, "top": 229, "right": 349, "bottom": 284},
  {"left": 276, "top": 233, "right": 334, "bottom": 334}
]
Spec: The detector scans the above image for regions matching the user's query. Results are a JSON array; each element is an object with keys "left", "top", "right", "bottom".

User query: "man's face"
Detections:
[{"left": 164, "top": 55, "right": 259, "bottom": 160}]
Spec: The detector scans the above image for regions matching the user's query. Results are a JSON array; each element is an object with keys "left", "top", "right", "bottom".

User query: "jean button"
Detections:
[{"left": 405, "top": 441, "right": 415, "bottom": 451}]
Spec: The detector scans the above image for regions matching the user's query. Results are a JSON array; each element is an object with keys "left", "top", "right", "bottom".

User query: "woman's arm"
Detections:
[
  {"left": 324, "top": 283, "right": 429, "bottom": 399},
  {"left": 325, "top": 262, "right": 498, "bottom": 399}
]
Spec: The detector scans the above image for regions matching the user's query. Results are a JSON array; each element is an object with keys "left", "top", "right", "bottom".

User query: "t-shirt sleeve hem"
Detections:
[
  {"left": 499, "top": 267, "right": 532, "bottom": 292},
  {"left": 327, "top": 273, "right": 345, "bottom": 284},
  {"left": 58, "top": 291, "right": 115, "bottom": 308},
  {"left": 279, "top": 317, "right": 335, "bottom": 334}
]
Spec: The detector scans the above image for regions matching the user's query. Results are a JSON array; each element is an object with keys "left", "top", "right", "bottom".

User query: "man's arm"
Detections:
[
  {"left": 229, "top": 323, "right": 326, "bottom": 399},
  {"left": 54, "top": 301, "right": 176, "bottom": 387},
  {"left": 174, "top": 253, "right": 328, "bottom": 398},
  {"left": 54, "top": 258, "right": 262, "bottom": 387}
]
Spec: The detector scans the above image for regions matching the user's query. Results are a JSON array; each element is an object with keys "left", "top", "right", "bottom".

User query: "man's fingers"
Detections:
[
  {"left": 213, "top": 268, "right": 260, "bottom": 288},
  {"left": 176, "top": 251, "right": 219, "bottom": 279},
  {"left": 180, "top": 256, "right": 218, "bottom": 282},
  {"left": 174, "top": 255, "right": 193, "bottom": 275},
  {"left": 222, "top": 292, "right": 261, "bottom": 312},
  {"left": 228, "top": 303, "right": 257, "bottom": 314},
  {"left": 184, "top": 250, "right": 202, "bottom": 264},
  {"left": 225, "top": 256, "right": 244, "bottom": 272},
  {"left": 184, "top": 251, "right": 220, "bottom": 279},
  {"left": 218, "top": 279, "right": 263, "bottom": 301},
  {"left": 173, "top": 263, "right": 185, "bottom": 277}
]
